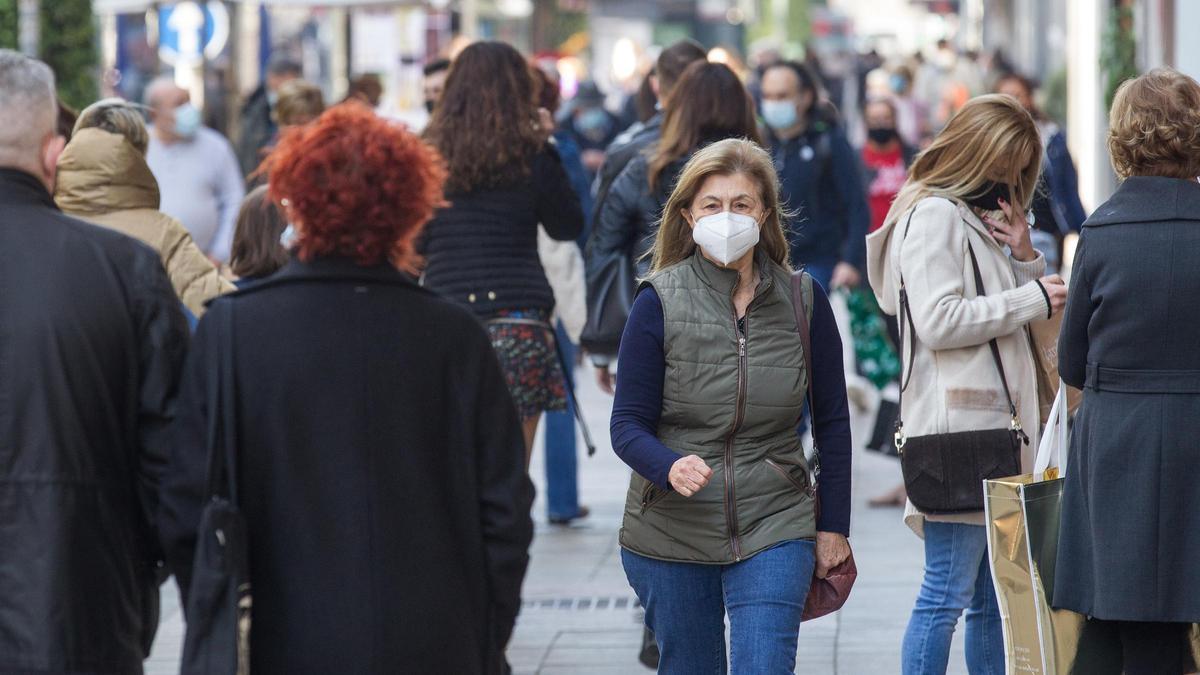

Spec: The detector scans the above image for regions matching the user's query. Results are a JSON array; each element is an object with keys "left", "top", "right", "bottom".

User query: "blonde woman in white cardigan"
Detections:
[{"left": 866, "top": 94, "right": 1067, "bottom": 675}]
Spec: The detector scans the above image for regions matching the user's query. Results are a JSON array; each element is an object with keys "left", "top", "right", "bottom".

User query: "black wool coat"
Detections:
[
  {"left": 0, "top": 169, "right": 188, "bottom": 674},
  {"left": 1053, "top": 176, "right": 1200, "bottom": 622},
  {"left": 159, "top": 256, "right": 535, "bottom": 674}
]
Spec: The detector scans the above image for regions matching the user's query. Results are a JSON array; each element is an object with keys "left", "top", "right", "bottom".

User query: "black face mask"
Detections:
[
  {"left": 867, "top": 127, "right": 898, "bottom": 145},
  {"left": 965, "top": 181, "right": 1012, "bottom": 211},
  {"left": 424, "top": 100, "right": 436, "bottom": 115}
]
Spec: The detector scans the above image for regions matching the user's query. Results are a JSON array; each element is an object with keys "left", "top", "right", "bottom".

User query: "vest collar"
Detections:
[{"left": 689, "top": 247, "right": 776, "bottom": 300}]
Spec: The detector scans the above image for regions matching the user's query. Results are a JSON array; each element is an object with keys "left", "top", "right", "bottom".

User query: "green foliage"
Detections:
[
  {"left": 40, "top": 0, "right": 97, "bottom": 109},
  {"left": 1041, "top": 67, "right": 1068, "bottom": 127},
  {"left": 1100, "top": 5, "right": 1138, "bottom": 111},
  {"left": 0, "top": 0, "right": 18, "bottom": 50}
]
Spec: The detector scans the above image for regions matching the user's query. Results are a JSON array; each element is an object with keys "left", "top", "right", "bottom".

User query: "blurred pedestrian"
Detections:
[
  {"left": 866, "top": 95, "right": 1067, "bottom": 675},
  {"left": 887, "top": 64, "right": 930, "bottom": 148},
  {"left": 235, "top": 56, "right": 301, "bottom": 176},
  {"left": 274, "top": 79, "right": 325, "bottom": 131},
  {"left": 343, "top": 73, "right": 383, "bottom": 108},
  {"left": 422, "top": 57, "right": 451, "bottom": 114},
  {"left": 421, "top": 41, "right": 584, "bottom": 458},
  {"left": 532, "top": 65, "right": 591, "bottom": 525},
  {"left": 56, "top": 98, "right": 235, "bottom": 318},
  {"left": 588, "top": 60, "right": 760, "bottom": 394},
  {"left": 614, "top": 138, "right": 852, "bottom": 672},
  {"left": 145, "top": 77, "right": 246, "bottom": 264},
  {"left": 159, "top": 103, "right": 534, "bottom": 674},
  {"left": 592, "top": 39, "right": 707, "bottom": 223},
  {"left": 859, "top": 95, "right": 914, "bottom": 508},
  {"left": 760, "top": 60, "right": 871, "bottom": 290},
  {"left": 861, "top": 97, "right": 916, "bottom": 234},
  {"left": 1054, "top": 68, "right": 1200, "bottom": 674},
  {"left": 0, "top": 50, "right": 188, "bottom": 673},
  {"left": 230, "top": 184, "right": 289, "bottom": 287},
  {"left": 562, "top": 81, "right": 620, "bottom": 180},
  {"left": 995, "top": 72, "right": 1087, "bottom": 256}
]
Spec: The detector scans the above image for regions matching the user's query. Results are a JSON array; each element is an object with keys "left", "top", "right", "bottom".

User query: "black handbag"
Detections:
[
  {"left": 894, "top": 210, "right": 1029, "bottom": 514},
  {"left": 579, "top": 248, "right": 637, "bottom": 356},
  {"left": 181, "top": 302, "right": 252, "bottom": 675}
]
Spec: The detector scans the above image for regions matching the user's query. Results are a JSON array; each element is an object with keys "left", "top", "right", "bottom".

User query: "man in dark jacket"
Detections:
[
  {"left": 0, "top": 50, "right": 188, "bottom": 673},
  {"left": 235, "top": 57, "right": 301, "bottom": 177}
]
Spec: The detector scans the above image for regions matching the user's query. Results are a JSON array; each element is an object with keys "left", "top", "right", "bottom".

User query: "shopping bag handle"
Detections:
[{"left": 1033, "top": 383, "right": 1069, "bottom": 476}]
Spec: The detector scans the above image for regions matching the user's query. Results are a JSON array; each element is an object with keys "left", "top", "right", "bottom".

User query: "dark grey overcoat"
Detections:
[{"left": 1053, "top": 176, "right": 1200, "bottom": 622}]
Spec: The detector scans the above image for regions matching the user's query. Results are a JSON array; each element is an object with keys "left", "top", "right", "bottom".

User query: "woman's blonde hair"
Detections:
[
  {"left": 649, "top": 138, "right": 791, "bottom": 273},
  {"left": 1107, "top": 68, "right": 1200, "bottom": 180},
  {"left": 74, "top": 98, "right": 150, "bottom": 155},
  {"left": 883, "top": 94, "right": 1041, "bottom": 228}
]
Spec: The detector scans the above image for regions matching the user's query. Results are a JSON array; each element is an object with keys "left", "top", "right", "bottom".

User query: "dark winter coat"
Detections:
[
  {"left": 768, "top": 124, "right": 871, "bottom": 271},
  {"left": 235, "top": 85, "right": 275, "bottom": 178},
  {"left": 587, "top": 152, "right": 688, "bottom": 277},
  {"left": 419, "top": 145, "right": 584, "bottom": 317},
  {"left": 158, "top": 256, "right": 535, "bottom": 674},
  {"left": 590, "top": 113, "right": 662, "bottom": 224},
  {"left": 0, "top": 168, "right": 188, "bottom": 674},
  {"left": 1053, "top": 176, "right": 1200, "bottom": 622}
]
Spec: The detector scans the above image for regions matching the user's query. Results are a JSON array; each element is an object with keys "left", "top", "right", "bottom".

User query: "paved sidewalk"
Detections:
[{"left": 147, "top": 367, "right": 968, "bottom": 674}]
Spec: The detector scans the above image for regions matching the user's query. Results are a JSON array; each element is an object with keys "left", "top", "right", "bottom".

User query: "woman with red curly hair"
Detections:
[
  {"left": 159, "top": 103, "right": 534, "bottom": 674},
  {"left": 1053, "top": 68, "right": 1200, "bottom": 673},
  {"left": 421, "top": 40, "right": 585, "bottom": 458}
]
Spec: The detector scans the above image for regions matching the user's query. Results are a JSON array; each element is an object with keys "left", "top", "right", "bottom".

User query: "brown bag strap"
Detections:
[{"left": 789, "top": 270, "right": 820, "bottom": 496}]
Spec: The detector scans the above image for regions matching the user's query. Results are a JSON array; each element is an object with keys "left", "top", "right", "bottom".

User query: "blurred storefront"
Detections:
[{"left": 92, "top": 0, "right": 546, "bottom": 136}]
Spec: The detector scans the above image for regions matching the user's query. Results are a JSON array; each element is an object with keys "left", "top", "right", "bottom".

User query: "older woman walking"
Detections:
[
  {"left": 612, "top": 138, "right": 853, "bottom": 673},
  {"left": 1053, "top": 68, "right": 1200, "bottom": 675},
  {"left": 159, "top": 104, "right": 534, "bottom": 674}
]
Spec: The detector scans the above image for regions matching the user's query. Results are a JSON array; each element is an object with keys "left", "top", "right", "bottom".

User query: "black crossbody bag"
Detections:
[
  {"left": 182, "top": 302, "right": 252, "bottom": 675},
  {"left": 894, "top": 209, "right": 1029, "bottom": 514}
]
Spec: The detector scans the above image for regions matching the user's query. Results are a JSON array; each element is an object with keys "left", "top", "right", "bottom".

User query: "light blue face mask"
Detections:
[
  {"left": 173, "top": 103, "right": 201, "bottom": 139},
  {"left": 761, "top": 99, "right": 799, "bottom": 131},
  {"left": 280, "top": 224, "right": 296, "bottom": 248}
]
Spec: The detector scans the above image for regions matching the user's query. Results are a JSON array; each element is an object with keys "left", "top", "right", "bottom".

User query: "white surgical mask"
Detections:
[{"left": 692, "top": 211, "right": 760, "bottom": 266}]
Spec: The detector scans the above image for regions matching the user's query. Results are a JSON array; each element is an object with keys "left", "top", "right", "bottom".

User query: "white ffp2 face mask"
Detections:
[{"left": 692, "top": 211, "right": 760, "bottom": 266}]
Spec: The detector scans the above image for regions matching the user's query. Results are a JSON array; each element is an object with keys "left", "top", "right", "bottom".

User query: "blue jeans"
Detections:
[
  {"left": 902, "top": 522, "right": 1004, "bottom": 675},
  {"left": 622, "top": 540, "right": 816, "bottom": 674},
  {"left": 544, "top": 322, "right": 581, "bottom": 520}
]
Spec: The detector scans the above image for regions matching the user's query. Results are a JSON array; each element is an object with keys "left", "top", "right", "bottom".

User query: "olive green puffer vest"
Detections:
[{"left": 619, "top": 250, "right": 817, "bottom": 564}]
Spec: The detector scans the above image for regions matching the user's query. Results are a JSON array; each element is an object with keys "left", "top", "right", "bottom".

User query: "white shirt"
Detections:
[{"left": 146, "top": 126, "right": 245, "bottom": 262}]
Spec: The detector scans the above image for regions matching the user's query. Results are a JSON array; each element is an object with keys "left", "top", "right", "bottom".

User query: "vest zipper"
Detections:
[{"left": 725, "top": 304, "right": 749, "bottom": 562}]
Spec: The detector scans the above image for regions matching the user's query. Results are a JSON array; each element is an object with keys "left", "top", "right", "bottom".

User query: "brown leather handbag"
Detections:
[{"left": 790, "top": 270, "right": 858, "bottom": 622}]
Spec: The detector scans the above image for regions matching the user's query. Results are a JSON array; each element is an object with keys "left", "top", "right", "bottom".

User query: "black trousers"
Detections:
[{"left": 1083, "top": 619, "right": 1191, "bottom": 675}]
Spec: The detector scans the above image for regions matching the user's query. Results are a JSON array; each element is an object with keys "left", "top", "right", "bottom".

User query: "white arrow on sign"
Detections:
[{"left": 167, "top": 1, "right": 205, "bottom": 62}]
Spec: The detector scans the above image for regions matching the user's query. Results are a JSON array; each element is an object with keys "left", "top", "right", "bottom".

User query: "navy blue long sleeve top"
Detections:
[{"left": 610, "top": 280, "right": 853, "bottom": 536}]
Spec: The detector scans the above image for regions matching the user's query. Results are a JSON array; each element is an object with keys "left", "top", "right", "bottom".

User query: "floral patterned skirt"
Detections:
[{"left": 485, "top": 309, "right": 567, "bottom": 420}]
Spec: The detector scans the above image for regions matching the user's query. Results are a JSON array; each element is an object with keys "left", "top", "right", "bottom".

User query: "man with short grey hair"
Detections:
[{"left": 0, "top": 49, "right": 188, "bottom": 673}]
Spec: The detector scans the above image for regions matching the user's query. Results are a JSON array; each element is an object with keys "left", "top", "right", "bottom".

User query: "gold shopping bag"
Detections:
[{"left": 984, "top": 388, "right": 1120, "bottom": 675}]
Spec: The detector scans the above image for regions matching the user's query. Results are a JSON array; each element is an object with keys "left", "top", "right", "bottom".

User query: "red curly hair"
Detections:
[{"left": 264, "top": 103, "right": 446, "bottom": 269}]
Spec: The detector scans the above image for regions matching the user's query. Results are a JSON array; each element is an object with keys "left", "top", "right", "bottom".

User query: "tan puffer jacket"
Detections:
[{"left": 55, "top": 127, "right": 235, "bottom": 318}]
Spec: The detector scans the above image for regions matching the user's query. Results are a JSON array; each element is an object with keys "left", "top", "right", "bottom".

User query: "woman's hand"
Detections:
[
  {"left": 1039, "top": 274, "right": 1068, "bottom": 316},
  {"left": 815, "top": 532, "right": 851, "bottom": 579},
  {"left": 668, "top": 455, "right": 713, "bottom": 497},
  {"left": 984, "top": 198, "right": 1036, "bottom": 262}
]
